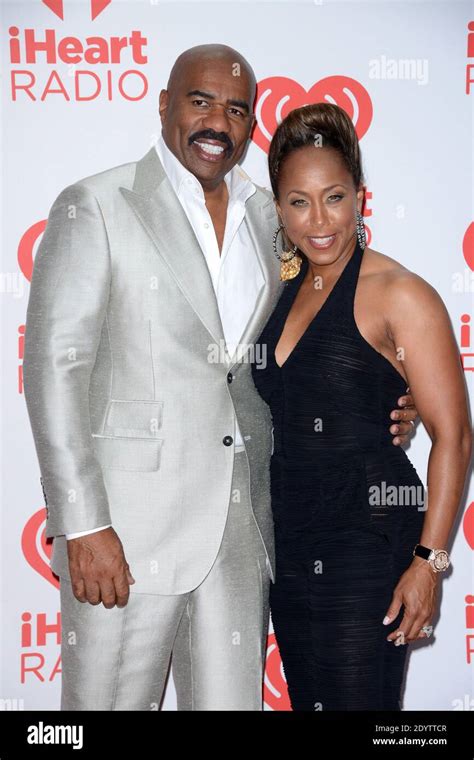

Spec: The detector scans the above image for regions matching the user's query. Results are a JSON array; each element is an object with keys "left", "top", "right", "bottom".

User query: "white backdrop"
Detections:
[{"left": 1, "top": 0, "right": 473, "bottom": 711}]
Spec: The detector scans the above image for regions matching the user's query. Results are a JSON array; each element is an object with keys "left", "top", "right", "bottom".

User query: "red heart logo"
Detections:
[
  {"left": 252, "top": 75, "right": 373, "bottom": 154},
  {"left": 463, "top": 501, "right": 474, "bottom": 551},
  {"left": 264, "top": 632, "right": 292, "bottom": 710},
  {"left": 463, "top": 223, "right": 474, "bottom": 271},
  {"left": 42, "top": 0, "right": 111, "bottom": 21},
  {"left": 21, "top": 508, "right": 59, "bottom": 590},
  {"left": 18, "top": 219, "right": 46, "bottom": 283}
]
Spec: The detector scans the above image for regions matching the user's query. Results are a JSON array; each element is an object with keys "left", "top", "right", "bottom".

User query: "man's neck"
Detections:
[
  {"left": 201, "top": 177, "right": 229, "bottom": 207},
  {"left": 203, "top": 180, "right": 229, "bottom": 257}
]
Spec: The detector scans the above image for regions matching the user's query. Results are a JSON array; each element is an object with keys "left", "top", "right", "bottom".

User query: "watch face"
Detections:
[{"left": 432, "top": 550, "right": 450, "bottom": 571}]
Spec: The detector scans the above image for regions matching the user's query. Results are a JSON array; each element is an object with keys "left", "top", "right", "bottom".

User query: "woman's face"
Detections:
[{"left": 275, "top": 144, "right": 364, "bottom": 267}]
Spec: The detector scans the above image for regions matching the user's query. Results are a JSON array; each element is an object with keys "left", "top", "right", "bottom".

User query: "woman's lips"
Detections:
[
  {"left": 192, "top": 139, "right": 228, "bottom": 162},
  {"left": 307, "top": 234, "right": 337, "bottom": 250}
]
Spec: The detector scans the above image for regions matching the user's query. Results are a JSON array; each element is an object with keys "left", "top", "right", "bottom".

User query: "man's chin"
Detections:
[{"left": 186, "top": 153, "right": 233, "bottom": 183}]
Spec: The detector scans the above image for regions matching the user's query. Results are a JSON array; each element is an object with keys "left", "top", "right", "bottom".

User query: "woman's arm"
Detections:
[{"left": 381, "top": 271, "right": 472, "bottom": 643}]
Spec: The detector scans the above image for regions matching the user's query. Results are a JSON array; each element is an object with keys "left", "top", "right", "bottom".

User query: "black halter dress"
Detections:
[{"left": 251, "top": 238, "right": 425, "bottom": 711}]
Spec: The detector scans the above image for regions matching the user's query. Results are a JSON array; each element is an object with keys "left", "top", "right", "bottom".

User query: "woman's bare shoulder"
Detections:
[
  {"left": 361, "top": 246, "right": 447, "bottom": 315},
  {"left": 363, "top": 246, "right": 438, "bottom": 294}
]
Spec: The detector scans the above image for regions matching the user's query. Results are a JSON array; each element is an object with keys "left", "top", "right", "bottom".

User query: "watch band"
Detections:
[{"left": 413, "top": 543, "right": 432, "bottom": 561}]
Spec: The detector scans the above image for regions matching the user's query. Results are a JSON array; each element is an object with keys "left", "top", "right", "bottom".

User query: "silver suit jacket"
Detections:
[{"left": 22, "top": 147, "right": 284, "bottom": 594}]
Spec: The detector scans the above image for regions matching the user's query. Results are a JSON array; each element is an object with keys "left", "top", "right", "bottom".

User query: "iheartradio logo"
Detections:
[
  {"left": 463, "top": 222, "right": 474, "bottom": 271},
  {"left": 252, "top": 75, "right": 373, "bottom": 154},
  {"left": 463, "top": 501, "right": 474, "bottom": 550},
  {"left": 9, "top": 0, "right": 148, "bottom": 102},
  {"left": 21, "top": 509, "right": 59, "bottom": 590},
  {"left": 42, "top": 0, "right": 111, "bottom": 21},
  {"left": 18, "top": 220, "right": 46, "bottom": 283},
  {"left": 264, "top": 632, "right": 291, "bottom": 710}
]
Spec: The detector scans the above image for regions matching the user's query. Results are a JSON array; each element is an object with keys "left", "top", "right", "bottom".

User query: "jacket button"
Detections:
[
  {"left": 227, "top": 372, "right": 233, "bottom": 383},
  {"left": 223, "top": 436, "right": 233, "bottom": 446}
]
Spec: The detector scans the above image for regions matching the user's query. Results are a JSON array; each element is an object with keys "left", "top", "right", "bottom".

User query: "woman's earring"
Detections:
[
  {"left": 272, "top": 224, "right": 302, "bottom": 281},
  {"left": 356, "top": 211, "right": 367, "bottom": 250}
]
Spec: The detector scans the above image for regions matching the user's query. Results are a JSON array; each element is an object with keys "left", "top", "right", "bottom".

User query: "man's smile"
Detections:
[{"left": 190, "top": 135, "right": 232, "bottom": 163}]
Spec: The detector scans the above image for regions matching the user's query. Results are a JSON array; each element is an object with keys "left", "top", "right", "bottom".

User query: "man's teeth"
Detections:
[{"left": 195, "top": 141, "right": 225, "bottom": 155}]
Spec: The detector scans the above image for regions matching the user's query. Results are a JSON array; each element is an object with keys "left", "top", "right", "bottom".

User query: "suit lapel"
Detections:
[
  {"left": 120, "top": 146, "right": 284, "bottom": 365},
  {"left": 120, "top": 147, "right": 226, "bottom": 346},
  {"left": 229, "top": 195, "right": 284, "bottom": 369}
]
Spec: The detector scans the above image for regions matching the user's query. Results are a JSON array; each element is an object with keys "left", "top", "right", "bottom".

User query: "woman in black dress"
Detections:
[{"left": 251, "top": 103, "right": 471, "bottom": 710}]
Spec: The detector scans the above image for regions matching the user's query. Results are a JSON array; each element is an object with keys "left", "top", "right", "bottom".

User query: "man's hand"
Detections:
[
  {"left": 389, "top": 387, "right": 418, "bottom": 446},
  {"left": 67, "top": 527, "right": 135, "bottom": 608}
]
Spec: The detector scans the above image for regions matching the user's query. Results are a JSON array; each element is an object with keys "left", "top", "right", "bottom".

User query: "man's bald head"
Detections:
[{"left": 166, "top": 44, "right": 257, "bottom": 105}]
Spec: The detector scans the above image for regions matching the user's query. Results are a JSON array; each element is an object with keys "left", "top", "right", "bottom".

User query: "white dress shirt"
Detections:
[{"left": 66, "top": 132, "right": 264, "bottom": 539}]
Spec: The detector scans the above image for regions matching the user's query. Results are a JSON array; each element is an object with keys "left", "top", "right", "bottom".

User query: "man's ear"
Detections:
[
  {"left": 158, "top": 89, "right": 169, "bottom": 124},
  {"left": 247, "top": 113, "right": 257, "bottom": 143}
]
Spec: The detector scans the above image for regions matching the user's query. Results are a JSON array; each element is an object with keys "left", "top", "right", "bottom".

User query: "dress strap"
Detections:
[{"left": 326, "top": 237, "right": 365, "bottom": 322}]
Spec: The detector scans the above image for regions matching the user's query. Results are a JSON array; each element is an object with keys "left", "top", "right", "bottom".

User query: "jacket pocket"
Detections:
[
  {"left": 91, "top": 434, "right": 163, "bottom": 472},
  {"left": 103, "top": 399, "right": 163, "bottom": 438}
]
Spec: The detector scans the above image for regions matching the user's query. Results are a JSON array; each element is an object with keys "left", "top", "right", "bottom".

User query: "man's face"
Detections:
[{"left": 159, "top": 58, "right": 255, "bottom": 190}]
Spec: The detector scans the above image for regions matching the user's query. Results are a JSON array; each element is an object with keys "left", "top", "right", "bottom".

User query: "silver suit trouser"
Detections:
[{"left": 59, "top": 450, "right": 271, "bottom": 710}]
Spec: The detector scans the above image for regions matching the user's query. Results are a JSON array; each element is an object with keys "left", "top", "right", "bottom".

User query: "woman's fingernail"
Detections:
[{"left": 383, "top": 616, "right": 391, "bottom": 625}]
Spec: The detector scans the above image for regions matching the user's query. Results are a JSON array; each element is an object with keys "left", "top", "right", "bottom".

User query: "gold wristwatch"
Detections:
[{"left": 413, "top": 544, "right": 450, "bottom": 572}]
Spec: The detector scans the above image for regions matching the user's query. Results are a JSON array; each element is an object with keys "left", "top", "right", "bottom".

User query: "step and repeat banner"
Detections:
[{"left": 1, "top": 0, "right": 473, "bottom": 711}]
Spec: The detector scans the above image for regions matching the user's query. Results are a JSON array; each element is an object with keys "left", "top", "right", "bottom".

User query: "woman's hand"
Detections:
[{"left": 383, "top": 557, "right": 440, "bottom": 644}]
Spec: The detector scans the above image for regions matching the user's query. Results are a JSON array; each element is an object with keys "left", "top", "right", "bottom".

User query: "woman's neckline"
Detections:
[{"left": 274, "top": 239, "right": 362, "bottom": 369}]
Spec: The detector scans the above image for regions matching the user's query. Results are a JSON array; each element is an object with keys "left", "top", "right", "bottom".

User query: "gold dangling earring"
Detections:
[{"left": 272, "top": 224, "right": 302, "bottom": 281}]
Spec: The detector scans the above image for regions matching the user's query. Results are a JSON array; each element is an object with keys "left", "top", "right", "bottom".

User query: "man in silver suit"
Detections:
[{"left": 23, "top": 44, "right": 417, "bottom": 710}]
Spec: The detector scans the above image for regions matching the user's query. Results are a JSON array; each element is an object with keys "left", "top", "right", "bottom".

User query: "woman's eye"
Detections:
[
  {"left": 290, "top": 199, "right": 307, "bottom": 206},
  {"left": 328, "top": 194, "right": 344, "bottom": 202}
]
